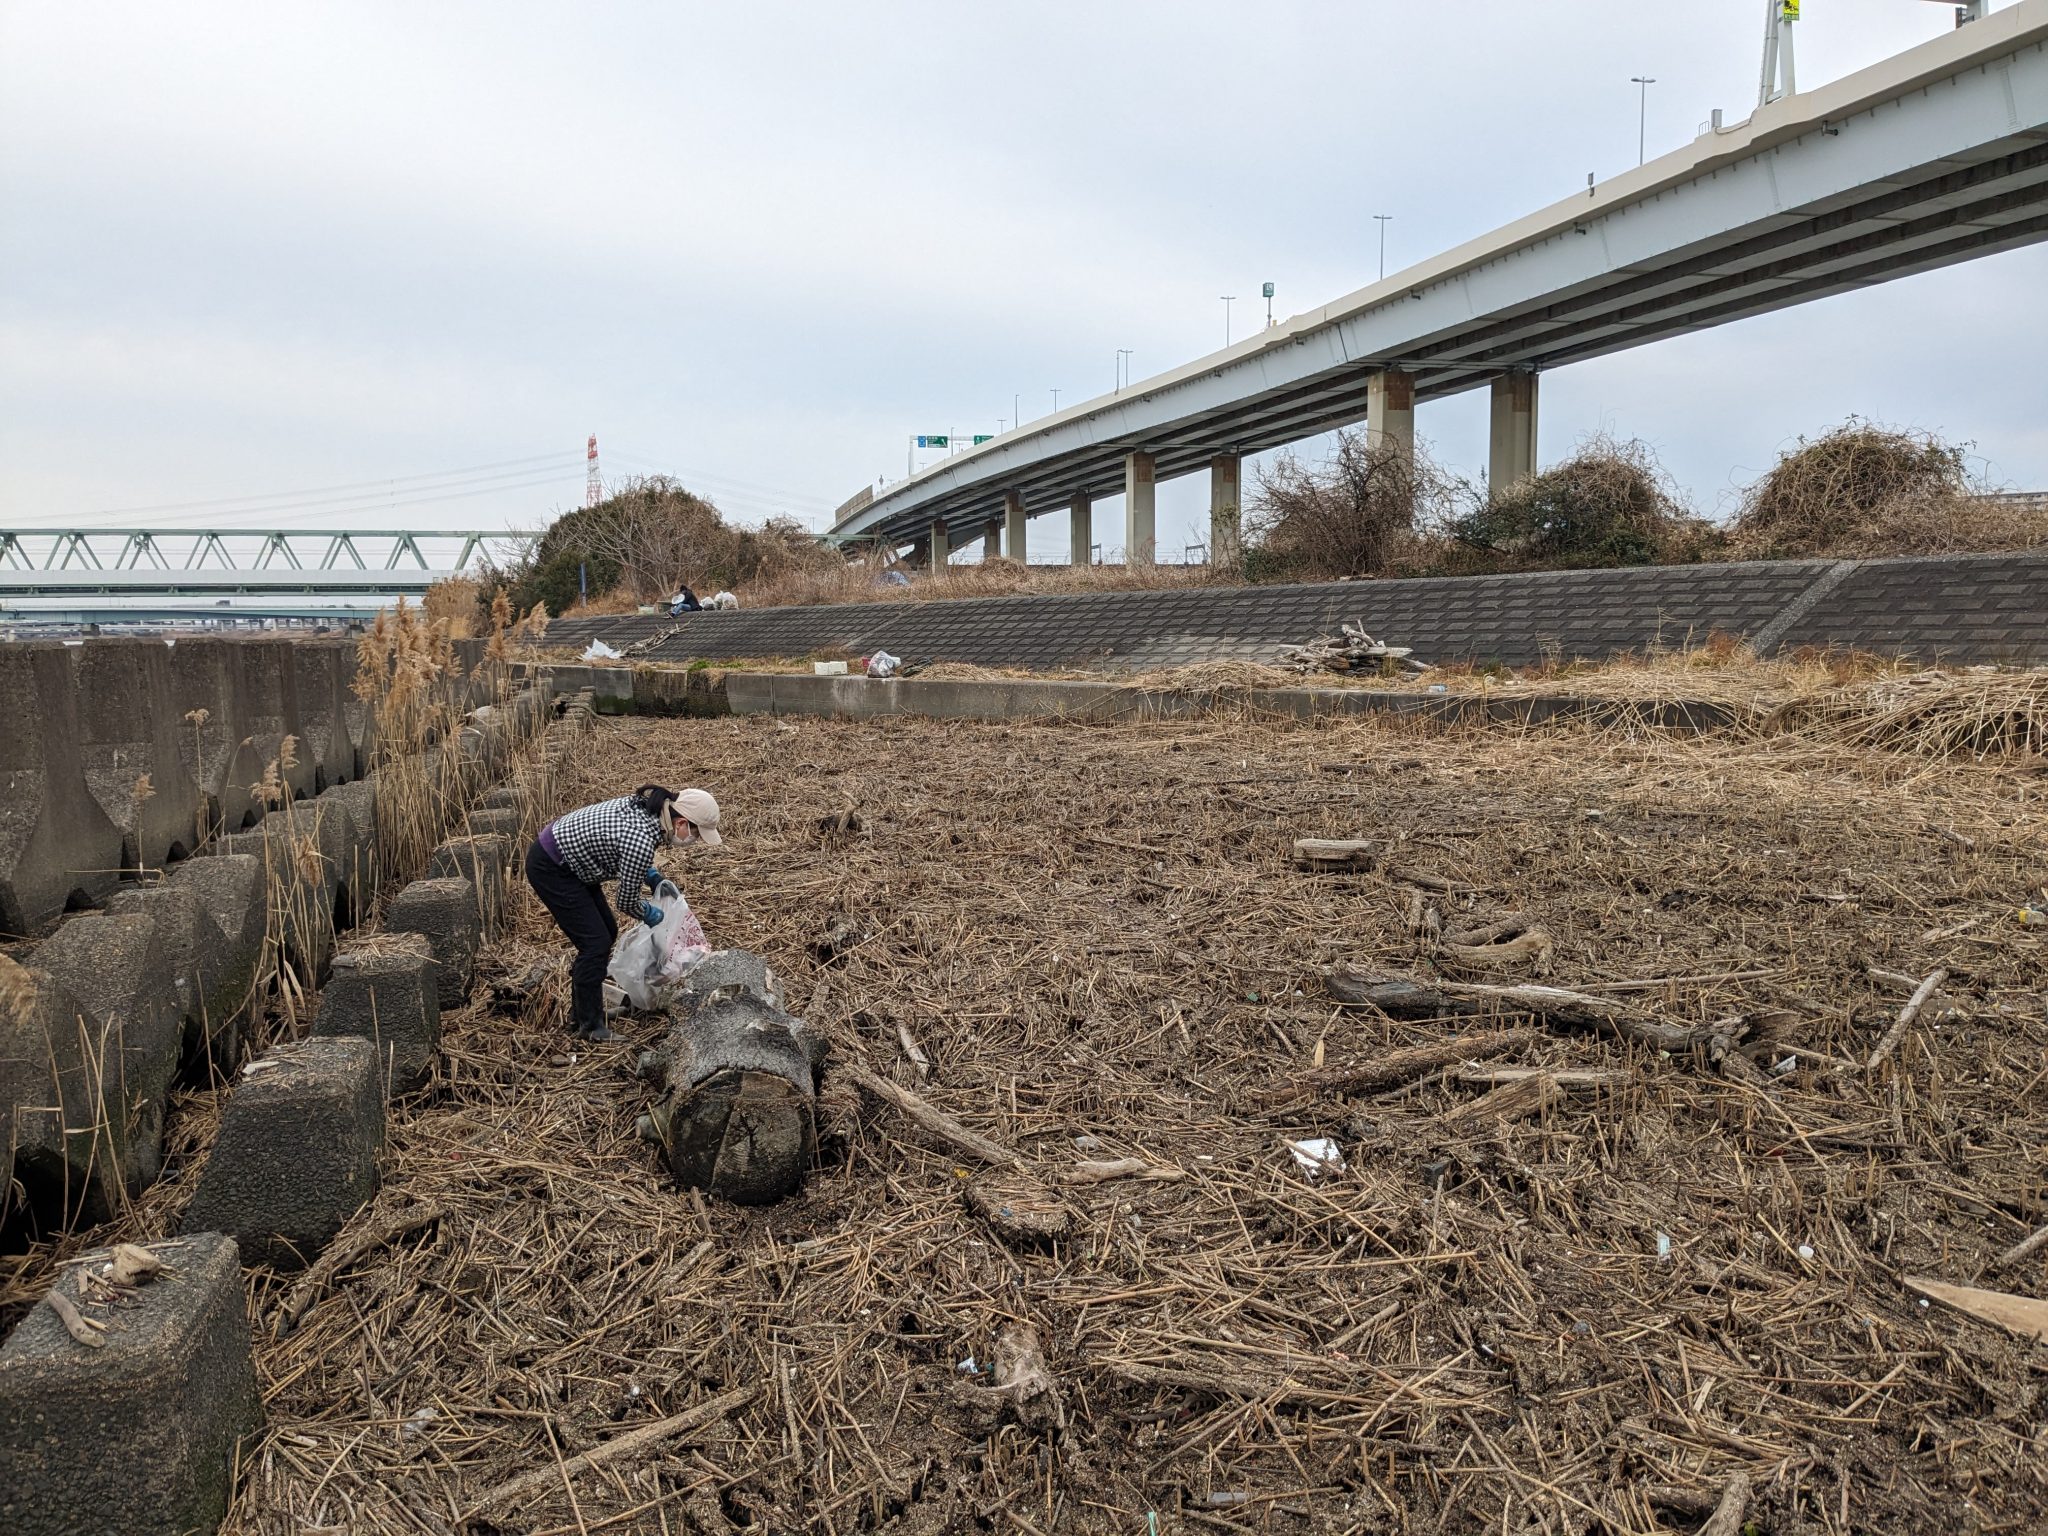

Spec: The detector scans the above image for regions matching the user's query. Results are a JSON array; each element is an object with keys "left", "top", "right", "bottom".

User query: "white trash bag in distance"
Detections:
[{"left": 605, "top": 878, "right": 710, "bottom": 1012}]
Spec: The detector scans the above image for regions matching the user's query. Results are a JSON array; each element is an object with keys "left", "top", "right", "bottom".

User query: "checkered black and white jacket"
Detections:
[{"left": 548, "top": 796, "right": 662, "bottom": 916}]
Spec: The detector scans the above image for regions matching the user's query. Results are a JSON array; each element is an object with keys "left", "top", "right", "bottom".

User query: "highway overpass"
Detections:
[{"left": 830, "top": 0, "right": 2048, "bottom": 564}]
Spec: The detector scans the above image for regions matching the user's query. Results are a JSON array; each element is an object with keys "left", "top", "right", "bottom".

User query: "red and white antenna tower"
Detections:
[{"left": 585, "top": 434, "right": 602, "bottom": 507}]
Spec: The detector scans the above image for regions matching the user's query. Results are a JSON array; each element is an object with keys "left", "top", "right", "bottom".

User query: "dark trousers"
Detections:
[{"left": 525, "top": 840, "right": 618, "bottom": 1032}]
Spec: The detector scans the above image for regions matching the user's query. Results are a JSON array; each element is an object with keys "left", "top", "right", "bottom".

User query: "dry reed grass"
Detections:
[{"left": 4, "top": 697, "right": 2032, "bottom": 1533}]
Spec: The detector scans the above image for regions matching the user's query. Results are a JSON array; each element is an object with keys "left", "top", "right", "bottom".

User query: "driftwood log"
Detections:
[
  {"left": 635, "top": 953, "right": 822, "bottom": 1206},
  {"left": 1326, "top": 969, "right": 1737, "bottom": 1059}
]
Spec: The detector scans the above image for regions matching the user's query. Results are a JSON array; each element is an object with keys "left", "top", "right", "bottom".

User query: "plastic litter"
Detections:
[
  {"left": 1797, "top": 1243, "right": 1816, "bottom": 1260},
  {"left": 867, "top": 649, "right": 902, "bottom": 679},
  {"left": 813, "top": 660, "right": 849, "bottom": 676},
  {"left": 605, "top": 878, "right": 710, "bottom": 1011},
  {"left": 582, "top": 639, "right": 622, "bottom": 660},
  {"left": 1286, "top": 1138, "right": 1345, "bottom": 1178},
  {"left": 2019, "top": 905, "right": 2047, "bottom": 929},
  {"left": 1655, "top": 1232, "right": 1672, "bottom": 1260},
  {"left": 402, "top": 1406, "right": 440, "bottom": 1439}
]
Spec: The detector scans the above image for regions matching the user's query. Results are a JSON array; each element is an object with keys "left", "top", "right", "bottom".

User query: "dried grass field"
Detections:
[{"left": 62, "top": 700, "right": 2048, "bottom": 1533}]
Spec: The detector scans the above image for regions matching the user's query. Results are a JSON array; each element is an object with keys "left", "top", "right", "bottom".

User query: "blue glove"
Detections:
[
  {"left": 641, "top": 901, "right": 664, "bottom": 925},
  {"left": 643, "top": 867, "right": 661, "bottom": 891}
]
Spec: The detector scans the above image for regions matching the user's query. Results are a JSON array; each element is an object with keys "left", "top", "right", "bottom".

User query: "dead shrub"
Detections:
[
  {"left": 1246, "top": 429, "right": 1444, "bottom": 581},
  {"left": 1729, "top": 419, "right": 2044, "bottom": 559}
]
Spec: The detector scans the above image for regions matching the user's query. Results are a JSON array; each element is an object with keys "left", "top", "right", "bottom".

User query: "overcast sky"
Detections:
[{"left": 4, "top": 1, "right": 2043, "bottom": 562}]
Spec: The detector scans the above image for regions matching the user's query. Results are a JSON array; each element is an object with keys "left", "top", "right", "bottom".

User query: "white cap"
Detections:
[{"left": 672, "top": 787, "right": 722, "bottom": 846}]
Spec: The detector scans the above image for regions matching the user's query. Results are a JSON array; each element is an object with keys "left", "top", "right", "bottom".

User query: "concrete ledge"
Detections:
[
  {"left": 312, "top": 948, "right": 442, "bottom": 1094},
  {"left": 717, "top": 671, "right": 1739, "bottom": 733},
  {"left": 181, "top": 1039, "right": 384, "bottom": 1269},
  {"left": 384, "top": 876, "right": 481, "bottom": 1008},
  {"left": 0, "top": 1231, "right": 262, "bottom": 1536}
]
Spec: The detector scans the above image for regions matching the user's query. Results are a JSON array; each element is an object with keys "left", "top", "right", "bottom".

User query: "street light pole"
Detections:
[
  {"left": 1220, "top": 295, "right": 1235, "bottom": 346},
  {"left": 1373, "top": 215, "right": 1394, "bottom": 280},
  {"left": 1631, "top": 76, "right": 1656, "bottom": 165},
  {"left": 1050, "top": 388, "right": 1062, "bottom": 413},
  {"left": 1116, "top": 348, "right": 1134, "bottom": 392}
]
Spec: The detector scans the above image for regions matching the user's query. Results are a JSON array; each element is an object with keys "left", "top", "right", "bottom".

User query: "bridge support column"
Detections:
[
  {"left": 1069, "top": 494, "right": 1092, "bottom": 566},
  {"left": 929, "top": 519, "right": 950, "bottom": 572},
  {"left": 1488, "top": 371, "right": 1539, "bottom": 498},
  {"left": 1123, "top": 451, "right": 1157, "bottom": 565},
  {"left": 982, "top": 517, "right": 1003, "bottom": 561},
  {"left": 1004, "top": 491, "right": 1027, "bottom": 564},
  {"left": 1209, "top": 455, "right": 1242, "bottom": 569},
  {"left": 1366, "top": 370, "right": 1415, "bottom": 464}
]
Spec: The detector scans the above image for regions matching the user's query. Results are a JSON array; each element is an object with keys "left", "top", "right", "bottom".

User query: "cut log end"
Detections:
[{"left": 662, "top": 1069, "right": 816, "bottom": 1207}]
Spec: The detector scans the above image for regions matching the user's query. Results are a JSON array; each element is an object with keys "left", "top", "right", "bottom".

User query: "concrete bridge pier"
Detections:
[
  {"left": 929, "top": 518, "right": 950, "bottom": 571},
  {"left": 1069, "top": 493, "right": 1092, "bottom": 567},
  {"left": 1489, "top": 370, "right": 1540, "bottom": 497},
  {"left": 1210, "top": 454, "right": 1242, "bottom": 568},
  {"left": 1123, "top": 451, "right": 1156, "bottom": 565},
  {"left": 1366, "top": 369, "right": 1415, "bottom": 463},
  {"left": 981, "top": 517, "right": 1002, "bottom": 562},
  {"left": 1004, "top": 491, "right": 1027, "bottom": 564}
]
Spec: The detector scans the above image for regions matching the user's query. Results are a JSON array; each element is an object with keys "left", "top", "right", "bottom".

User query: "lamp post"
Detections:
[
  {"left": 1262, "top": 280, "right": 1275, "bottom": 328},
  {"left": 1373, "top": 215, "right": 1393, "bottom": 280},
  {"left": 1116, "top": 348, "right": 1134, "bottom": 392},
  {"left": 1220, "top": 295, "right": 1236, "bottom": 346},
  {"left": 1631, "top": 76, "right": 1656, "bottom": 165},
  {"left": 1050, "top": 388, "right": 1062, "bottom": 413}
]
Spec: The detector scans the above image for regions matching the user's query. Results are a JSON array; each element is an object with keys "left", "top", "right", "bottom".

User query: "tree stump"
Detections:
[{"left": 637, "top": 978, "right": 821, "bottom": 1207}]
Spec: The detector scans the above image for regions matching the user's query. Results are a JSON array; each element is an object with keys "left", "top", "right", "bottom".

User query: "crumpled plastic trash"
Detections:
[
  {"left": 1285, "top": 1138, "right": 1345, "bottom": 1178},
  {"left": 867, "top": 650, "right": 902, "bottom": 679},
  {"left": 582, "top": 639, "right": 622, "bottom": 660}
]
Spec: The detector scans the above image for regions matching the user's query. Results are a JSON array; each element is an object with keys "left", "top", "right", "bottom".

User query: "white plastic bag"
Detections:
[
  {"left": 867, "top": 649, "right": 901, "bottom": 679},
  {"left": 582, "top": 639, "right": 622, "bottom": 659},
  {"left": 605, "top": 878, "right": 710, "bottom": 1011}
]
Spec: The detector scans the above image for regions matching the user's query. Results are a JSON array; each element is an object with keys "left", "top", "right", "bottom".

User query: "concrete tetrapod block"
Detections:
[
  {"left": 0, "top": 1231, "right": 263, "bottom": 1536},
  {"left": 426, "top": 832, "right": 511, "bottom": 936},
  {"left": 311, "top": 948, "right": 442, "bottom": 1094},
  {"left": 0, "top": 954, "right": 113, "bottom": 1229},
  {"left": 384, "top": 876, "right": 481, "bottom": 1009},
  {"left": 217, "top": 802, "right": 348, "bottom": 984},
  {"left": 102, "top": 880, "right": 243, "bottom": 1072},
  {"left": 640, "top": 989, "right": 819, "bottom": 1206},
  {"left": 290, "top": 640, "right": 356, "bottom": 793},
  {"left": 164, "top": 635, "right": 267, "bottom": 838},
  {"left": 0, "top": 643, "right": 125, "bottom": 939},
  {"left": 27, "top": 912, "right": 185, "bottom": 1197},
  {"left": 181, "top": 1039, "right": 384, "bottom": 1269},
  {"left": 73, "top": 638, "right": 207, "bottom": 876}
]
